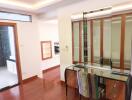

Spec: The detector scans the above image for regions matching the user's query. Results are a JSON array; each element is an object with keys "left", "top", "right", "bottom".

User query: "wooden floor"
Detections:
[
  {"left": 0, "top": 67, "right": 79, "bottom": 100},
  {"left": 0, "top": 67, "right": 125, "bottom": 100}
]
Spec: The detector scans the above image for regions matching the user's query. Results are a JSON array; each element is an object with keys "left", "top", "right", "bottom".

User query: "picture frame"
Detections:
[{"left": 41, "top": 41, "right": 52, "bottom": 60}]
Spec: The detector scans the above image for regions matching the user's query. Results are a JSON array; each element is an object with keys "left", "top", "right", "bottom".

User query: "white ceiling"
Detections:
[
  {"left": 0, "top": 0, "right": 131, "bottom": 19},
  {"left": 0, "top": 0, "right": 84, "bottom": 14}
]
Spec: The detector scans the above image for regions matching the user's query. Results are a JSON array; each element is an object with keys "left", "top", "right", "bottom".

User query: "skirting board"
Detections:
[
  {"left": 60, "top": 80, "right": 65, "bottom": 85},
  {"left": 42, "top": 65, "right": 60, "bottom": 73},
  {"left": 22, "top": 75, "right": 38, "bottom": 84}
]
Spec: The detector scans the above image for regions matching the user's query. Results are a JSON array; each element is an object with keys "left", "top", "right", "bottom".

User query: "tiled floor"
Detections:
[{"left": 0, "top": 67, "right": 18, "bottom": 90}]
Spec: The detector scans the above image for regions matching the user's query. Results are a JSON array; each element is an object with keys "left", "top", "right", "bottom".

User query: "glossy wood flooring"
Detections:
[
  {"left": 0, "top": 67, "right": 80, "bottom": 100},
  {"left": 0, "top": 67, "right": 125, "bottom": 100}
]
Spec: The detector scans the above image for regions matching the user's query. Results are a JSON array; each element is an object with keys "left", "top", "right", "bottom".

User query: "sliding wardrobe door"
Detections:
[
  {"left": 111, "top": 16, "right": 121, "bottom": 68},
  {"left": 103, "top": 18, "right": 111, "bottom": 65},
  {"left": 93, "top": 20, "right": 100, "bottom": 64},
  {"left": 124, "top": 15, "right": 132, "bottom": 69}
]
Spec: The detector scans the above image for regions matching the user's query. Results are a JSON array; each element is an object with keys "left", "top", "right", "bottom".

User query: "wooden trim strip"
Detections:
[
  {"left": 13, "top": 24, "right": 23, "bottom": 84},
  {"left": 90, "top": 20, "right": 94, "bottom": 64},
  {"left": 72, "top": 22, "right": 74, "bottom": 64},
  {"left": 42, "top": 65, "right": 60, "bottom": 73},
  {"left": 100, "top": 19, "right": 104, "bottom": 58},
  {"left": 79, "top": 21, "right": 82, "bottom": 63},
  {"left": 120, "top": 15, "right": 126, "bottom": 69},
  {"left": 22, "top": 75, "right": 38, "bottom": 84}
]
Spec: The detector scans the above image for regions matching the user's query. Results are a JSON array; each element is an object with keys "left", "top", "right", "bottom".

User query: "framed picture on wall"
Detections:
[{"left": 41, "top": 41, "right": 52, "bottom": 60}]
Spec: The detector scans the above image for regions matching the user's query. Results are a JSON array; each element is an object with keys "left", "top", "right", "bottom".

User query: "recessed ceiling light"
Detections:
[
  {"left": 0, "top": 0, "right": 32, "bottom": 9},
  {"left": 0, "top": 0, "right": 62, "bottom": 10},
  {"left": 33, "top": 0, "right": 62, "bottom": 9}
]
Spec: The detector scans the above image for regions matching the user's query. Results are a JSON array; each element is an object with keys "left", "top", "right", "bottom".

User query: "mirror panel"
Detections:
[
  {"left": 103, "top": 18, "right": 111, "bottom": 65},
  {"left": 124, "top": 15, "right": 132, "bottom": 69},
  {"left": 93, "top": 20, "right": 100, "bottom": 64},
  {"left": 111, "top": 17, "right": 121, "bottom": 68},
  {"left": 87, "top": 21, "right": 91, "bottom": 62},
  {"left": 73, "top": 22, "right": 80, "bottom": 63}
]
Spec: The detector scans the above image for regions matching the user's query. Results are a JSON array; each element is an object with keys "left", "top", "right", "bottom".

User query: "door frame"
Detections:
[{"left": 0, "top": 22, "right": 22, "bottom": 84}]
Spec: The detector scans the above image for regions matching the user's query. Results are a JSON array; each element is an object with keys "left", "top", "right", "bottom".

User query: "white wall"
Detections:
[
  {"left": 0, "top": 15, "right": 60, "bottom": 80},
  {"left": 0, "top": 15, "right": 42, "bottom": 80},
  {"left": 18, "top": 15, "right": 42, "bottom": 79},
  {"left": 58, "top": 14, "right": 72, "bottom": 81},
  {"left": 38, "top": 19, "right": 60, "bottom": 70}
]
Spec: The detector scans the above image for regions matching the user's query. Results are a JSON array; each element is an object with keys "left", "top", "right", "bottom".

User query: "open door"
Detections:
[{"left": 0, "top": 22, "right": 22, "bottom": 91}]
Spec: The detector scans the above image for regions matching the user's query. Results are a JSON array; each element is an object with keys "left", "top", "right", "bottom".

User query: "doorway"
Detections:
[{"left": 0, "top": 22, "right": 22, "bottom": 90}]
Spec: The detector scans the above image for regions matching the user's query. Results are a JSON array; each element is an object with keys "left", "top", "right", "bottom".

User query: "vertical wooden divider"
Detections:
[
  {"left": 100, "top": 19, "right": 104, "bottom": 58},
  {"left": 72, "top": 22, "right": 74, "bottom": 64},
  {"left": 120, "top": 15, "right": 126, "bottom": 69},
  {"left": 79, "top": 21, "right": 82, "bottom": 63}
]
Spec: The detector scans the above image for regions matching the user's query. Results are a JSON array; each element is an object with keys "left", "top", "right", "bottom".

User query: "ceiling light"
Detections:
[
  {"left": 33, "top": 0, "right": 62, "bottom": 10},
  {"left": 0, "top": 0, "right": 62, "bottom": 10},
  {"left": 0, "top": 0, "right": 32, "bottom": 9}
]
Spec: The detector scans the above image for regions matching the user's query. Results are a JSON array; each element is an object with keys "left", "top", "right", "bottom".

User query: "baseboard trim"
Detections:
[
  {"left": 22, "top": 75, "right": 38, "bottom": 84},
  {"left": 60, "top": 80, "right": 65, "bottom": 85},
  {"left": 0, "top": 84, "right": 18, "bottom": 92},
  {"left": 42, "top": 65, "right": 60, "bottom": 73}
]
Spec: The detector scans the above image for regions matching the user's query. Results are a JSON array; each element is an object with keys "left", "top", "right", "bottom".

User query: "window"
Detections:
[{"left": 0, "top": 11, "right": 32, "bottom": 22}]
